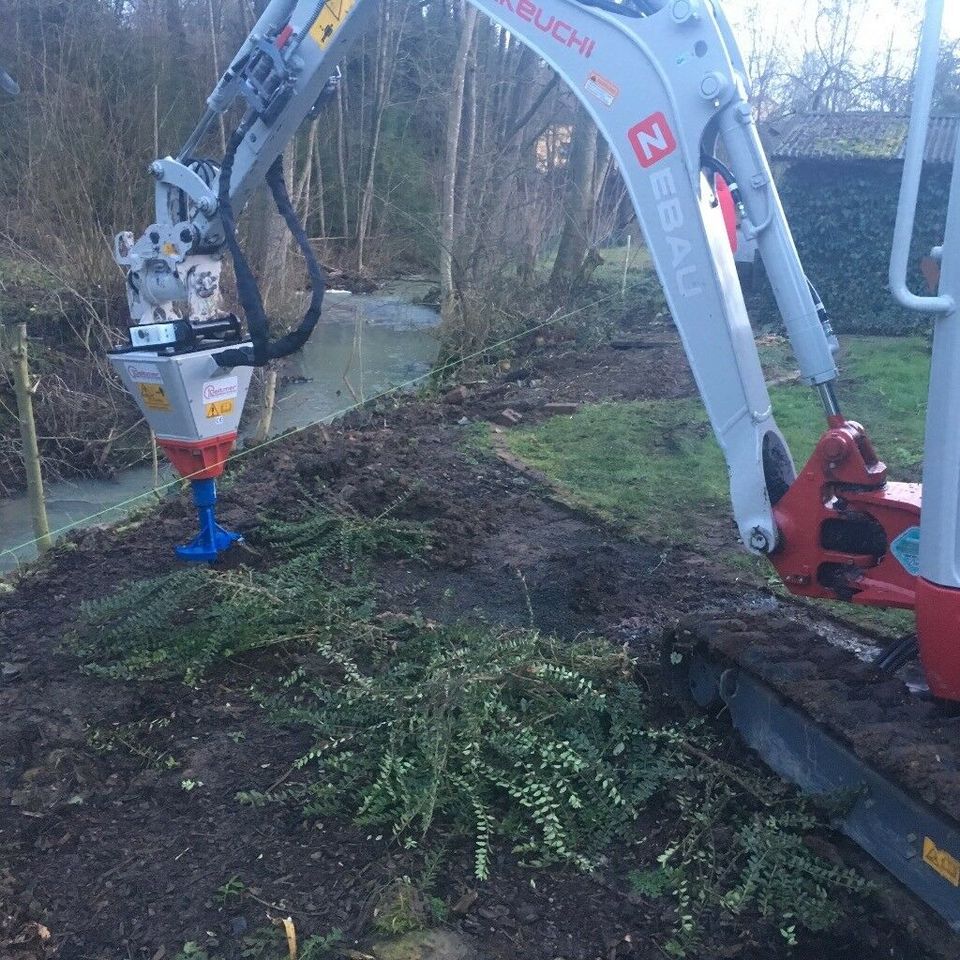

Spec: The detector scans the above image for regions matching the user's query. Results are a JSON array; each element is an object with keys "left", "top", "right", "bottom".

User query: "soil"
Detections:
[
  {"left": 0, "top": 340, "right": 948, "bottom": 960},
  {"left": 671, "top": 616, "right": 960, "bottom": 819}
]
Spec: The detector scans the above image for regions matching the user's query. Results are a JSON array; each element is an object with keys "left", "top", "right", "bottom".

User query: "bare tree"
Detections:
[
  {"left": 550, "top": 102, "right": 599, "bottom": 291},
  {"left": 439, "top": 2, "right": 479, "bottom": 327}
]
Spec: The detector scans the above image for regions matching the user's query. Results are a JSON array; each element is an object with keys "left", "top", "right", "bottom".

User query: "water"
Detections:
[{"left": 0, "top": 283, "right": 439, "bottom": 572}]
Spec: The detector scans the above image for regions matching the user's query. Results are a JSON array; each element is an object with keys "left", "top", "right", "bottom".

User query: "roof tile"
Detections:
[{"left": 765, "top": 112, "right": 958, "bottom": 164}]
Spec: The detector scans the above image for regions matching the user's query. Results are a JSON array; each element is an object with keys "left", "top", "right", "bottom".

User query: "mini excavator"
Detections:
[{"left": 109, "top": 0, "right": 960, "bottom": 932}]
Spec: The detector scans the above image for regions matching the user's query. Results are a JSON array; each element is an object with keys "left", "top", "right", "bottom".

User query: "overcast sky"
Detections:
[{"left": 718, "top": 0, "right": 960, "bottom": 69}]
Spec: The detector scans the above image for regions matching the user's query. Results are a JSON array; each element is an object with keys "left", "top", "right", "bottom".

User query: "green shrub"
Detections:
[
  {"left": 263, "top": 625, "right": 677, "bottom": 878},
  {"left": 71, "top": 505, "right": 430, "bottom": 683},
  {"left": 748, "top": 160, "right": 949, "bottom": 335},
  {"left": 630, "top": 779, "right": 870, "bottom": 956}
]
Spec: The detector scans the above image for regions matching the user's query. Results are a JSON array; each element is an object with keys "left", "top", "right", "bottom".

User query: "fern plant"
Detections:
[
  {"left": 72, "top": 507, "right": 430, "bottom": 683},
  {"left": 261, "top": 622, "right": 682, "bottom": 877}
]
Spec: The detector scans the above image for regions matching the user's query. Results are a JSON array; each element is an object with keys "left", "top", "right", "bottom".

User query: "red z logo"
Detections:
[{"left": 628, "top": 112, "right": 676, "bottom": 168}]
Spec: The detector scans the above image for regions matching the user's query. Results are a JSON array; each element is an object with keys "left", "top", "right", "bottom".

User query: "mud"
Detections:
[{"left": 0, "top": 340, "right": 943, "bottom": 959}]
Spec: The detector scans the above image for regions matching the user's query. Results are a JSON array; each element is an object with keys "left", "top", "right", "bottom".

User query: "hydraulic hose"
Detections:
[{"left": 213, "top": 124, "right": 326, "bottom": 368}]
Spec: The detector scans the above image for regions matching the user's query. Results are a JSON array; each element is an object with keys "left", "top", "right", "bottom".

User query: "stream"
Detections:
[{"left": 0, "top": 281, "right": 440, "bottom": 572}]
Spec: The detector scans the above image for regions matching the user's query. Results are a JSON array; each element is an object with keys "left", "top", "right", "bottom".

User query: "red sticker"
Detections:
[{"left": 628, "top": 112, "right": 677, "bottom": 168}]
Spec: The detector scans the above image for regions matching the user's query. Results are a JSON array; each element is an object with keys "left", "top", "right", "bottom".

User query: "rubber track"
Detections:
[{"left": 666, "top": 614, "right": 960, "bottom": 821}]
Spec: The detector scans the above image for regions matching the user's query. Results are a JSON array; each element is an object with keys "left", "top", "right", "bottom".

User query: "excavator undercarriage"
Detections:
[{"left": 664, "top": 617, "right": 960, "bottom": 931}]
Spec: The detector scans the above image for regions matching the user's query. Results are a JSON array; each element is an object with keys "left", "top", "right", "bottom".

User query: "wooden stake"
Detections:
[
  {"left": 6, "top": 322, "right": 52, "bottom": 553},
  {"left": 253, "top": 368, "right": 278, "bottom": 444}
]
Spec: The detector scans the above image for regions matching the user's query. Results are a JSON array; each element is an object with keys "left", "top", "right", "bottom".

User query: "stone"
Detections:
[
  {"left": 542, "top": 402, "right": 580, "bottom": 416},
  {"left": 443, "top": 385, "right": 470, "bottom": 405},
  {"left": 493, "top": 409, "right": 523, "bottom": 427}
]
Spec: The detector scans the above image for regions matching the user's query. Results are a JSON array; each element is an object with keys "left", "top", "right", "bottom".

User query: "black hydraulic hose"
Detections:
[
  {"left": 701, "top": 154, "right": 744, "bottom": 207},
  {"left": 213, "top": 126, "right": 325, "bottom": 368}
]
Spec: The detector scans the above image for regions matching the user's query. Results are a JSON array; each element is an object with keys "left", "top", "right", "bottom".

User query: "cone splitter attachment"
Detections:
[
  {"left": 108, "top": 346, "right": 253, "bottom": 563},
  {"left": 176, "top": 477, "right": 241, "bottom": 562}
]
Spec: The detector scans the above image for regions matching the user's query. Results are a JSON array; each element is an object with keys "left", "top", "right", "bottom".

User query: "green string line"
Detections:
[{"left": 1, "top": 294, "right": 616, "bottom": 563}]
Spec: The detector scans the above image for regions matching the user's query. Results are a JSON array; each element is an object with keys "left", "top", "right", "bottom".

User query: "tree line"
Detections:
[{"left": 1, "top": 0, "right": 960, "bottom": 501}]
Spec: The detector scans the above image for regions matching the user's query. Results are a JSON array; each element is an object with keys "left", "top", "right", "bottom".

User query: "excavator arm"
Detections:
[{"left": 112, "top": 0, "right": 842, "bottom": 559}]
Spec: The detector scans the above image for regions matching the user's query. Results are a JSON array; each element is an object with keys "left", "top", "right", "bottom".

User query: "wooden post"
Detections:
[
  {"left": 252, "top": 368, "right": 278, "bottom": 444},
  {"left": 621, "top": 234, "right": 632, "bottom": 298},
  {"left": 5, "top": 322, "right": 52, "bottom": 553}
]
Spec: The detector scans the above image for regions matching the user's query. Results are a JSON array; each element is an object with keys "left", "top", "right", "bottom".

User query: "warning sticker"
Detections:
[
  {"left": 127, "top": 364, "right": 163, "bottom": 385},
  {"left": 309, "top": 0, "right": 357, "bottom": 49},
  {"left": 585, "top": 71, "right": 619, "bottom": 108},
  {"left": 923, "top": 837, "right": 960, "bottom": 887},
  {"left": 138, "top": 382, "right": 171, "bottom": 412},
  {"left": 891, "top": 526, "right": 921, "bottom": 577},
  {"left": 205, "top": 399, "right": 235, "bottom": 419}
]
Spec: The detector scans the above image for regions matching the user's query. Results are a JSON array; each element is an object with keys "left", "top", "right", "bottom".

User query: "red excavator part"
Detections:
[
  {"left": 158, "top": 432, "right": 238, "bottom": 481},
  {"left": 915, "top": 578, "right": 960, "bottom": 699},
  {"left": 768, "top": 418, "right": 960, "bottom": 699},
  {"left": 769, "top": 419, "right": 920, "bottom": 608},
  {"left": 714, "top": 174, "right": 738, "bottom": 253}
]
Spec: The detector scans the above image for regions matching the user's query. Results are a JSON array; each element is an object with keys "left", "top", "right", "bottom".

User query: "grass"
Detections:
[{"left": 505, "top": 336, "right": 929, "bottom": 634}]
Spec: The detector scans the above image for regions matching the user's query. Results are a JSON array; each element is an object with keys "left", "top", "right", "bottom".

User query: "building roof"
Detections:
[{"left": 764, "top": 112, "right": 959, "bottom": 164}]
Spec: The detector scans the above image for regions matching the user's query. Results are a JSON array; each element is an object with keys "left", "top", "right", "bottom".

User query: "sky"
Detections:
[{"left": 718, "top": 0, "right": 960, "bottom": 70}]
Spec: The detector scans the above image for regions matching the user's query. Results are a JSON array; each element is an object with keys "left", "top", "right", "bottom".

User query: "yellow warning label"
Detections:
[
  {"left": 205, "top": 398, "right": 234, "bottom": 418},
  {"left": 309, "top": 0, "right": 357, "bottom": 49},
  {"left": 923, "top": 837, "right": 960, "bottom": 886},
  {"left": 138, "top": 383, "right": 171, "bottom": 412}
]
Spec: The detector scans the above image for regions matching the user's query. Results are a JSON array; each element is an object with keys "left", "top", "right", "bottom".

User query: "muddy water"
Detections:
[{"left": 0, "top": 283, "right": 439, "bottom": 572}]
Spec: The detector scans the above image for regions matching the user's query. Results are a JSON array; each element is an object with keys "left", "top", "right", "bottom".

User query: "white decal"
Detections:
[
  {"left": 202, "top": 376, "right": 239, "bottom": 403},
  {"left": 126, "top": 364, "right": 163, "bottom": 385}
]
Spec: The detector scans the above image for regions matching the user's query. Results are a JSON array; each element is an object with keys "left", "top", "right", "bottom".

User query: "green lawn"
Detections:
[{"left": 505, "top": 336, "right": 929, "bottom": 633}]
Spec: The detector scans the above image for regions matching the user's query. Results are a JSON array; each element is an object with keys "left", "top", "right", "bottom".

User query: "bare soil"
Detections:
[{"left": 0, "top": 341, "right": 946, "bottom": 960}]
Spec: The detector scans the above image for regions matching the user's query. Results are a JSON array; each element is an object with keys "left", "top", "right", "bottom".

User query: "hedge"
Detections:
[{"left": 745, "top": 160, "right": 951, "bottom": 335}]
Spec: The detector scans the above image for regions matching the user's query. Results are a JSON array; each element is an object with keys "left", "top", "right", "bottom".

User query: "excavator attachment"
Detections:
[{"left": 109, "top": 348, "right": 253, "bottom": 561}]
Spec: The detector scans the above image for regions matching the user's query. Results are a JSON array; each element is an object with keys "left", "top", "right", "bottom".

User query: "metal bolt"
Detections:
[
  {"left": 180, "top": 228, "right": 193, "bottom": 244},
  {"left": 149, "top": 160, "right": 164, "bottom": 179},
  {"left": 699, "top": 72, "right": 726, "bottom": 100},
  {"left": 149, "top": 231, "right": 160, "bottom": 245},
  {"left": 749, "top": 528, "right": 770, "bottom": 552},
  {"left": 671, "top": 0, "right": 696, "bottom": 23}
]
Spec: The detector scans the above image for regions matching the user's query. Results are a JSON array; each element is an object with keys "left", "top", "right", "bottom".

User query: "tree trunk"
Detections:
[
  {"left": 454, "top": 24, "right": 479, "bottom": 237},
  {"left": 439, "top": 3, "right": 480, "bottom": 327},
  {"left": 247, "top": 150, "right": 295, "bottom": 310},
  {"left": 550, "top": 103, "right": 599, "bottom": 291},
  {"left": 336, "top": 80, "right": 350, "bottom": 246},
  {"left": 246, "top": 150, "right": 295, "bottom": 438},
  {"left": 6, "top": 323, "right": 51, "bottom": 553},
  {"left": 356, "top": 4, "right": 391, "bottom": 273}
]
